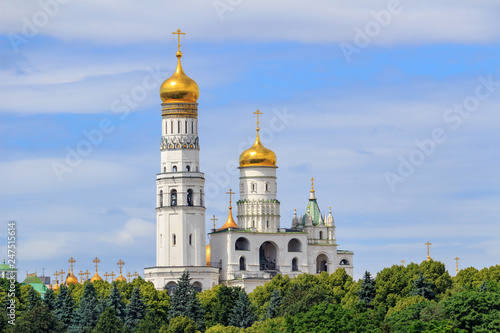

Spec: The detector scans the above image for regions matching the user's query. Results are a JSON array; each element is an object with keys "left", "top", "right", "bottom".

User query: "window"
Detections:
[
  {"left": 170, "top": 189, "right": 177, "bottom": 206},
  {"left": 252, "top": 220, "right": 255, "bottom": 228},
  {"left": 159, "top": 190, "right": 163, "bottom": 207},
  {"left": 192, "top": 281, "right": 202, "bottom": 293},
  {"left": 287, "top": 239, "right": 302, "bottom": 252},
  {"left": 235, "top": 237, "right": 250, "bottom": 251},
  {"left": 340, "top": 259, "right": 350, "bottom": 266},
  {"left": 189, "top": 234, "right": 192, "bottom": 245},
  {"left": 166, "top": 281, "right": 177, "bottom": 296},
  {"left": 163, "top": 167, "right": 166, "bottom": 172},
  {"left": 319, "top": 231, "right": 323, "bottom": 240},
  {"left": 266, "top": 220, "right": 269, "bottom": 228},
  {"left": 172, "top": 234, "right": 176, "bottom": 246},
  {"left": 187, "top": 189, "right": 193, "bottom": 206},
  {"left": 251, "top": 183, "right": 256, "bottom": 192},
  {"left": 191, "top": 121, "right": 194, "bottom": 134},
  {"left": 200, "top": 189, "right": 203, "bottom": 206},
  {"left": 239, "top": 257, "right": 246, "bottom": 271},
  {"left": 170, "top": 121, "right": 173, "bottom": 134},
  {"left": 292, "top": 257, "right": 298, "bottom": 271},
  {"left": 186, "top": 165, "right": 190, "bottom": 172},
  {"left": 172, "top": 165, "right": 177, "bottom": 172},
  {"left": 185, "top": 121, "right": 187, "bottom": 133},
  {"left": 265, "top": 182, "right": 270, "bottom": 192},
  {"left": 178, "top": 121, "right": 180, "bottom": 133}
]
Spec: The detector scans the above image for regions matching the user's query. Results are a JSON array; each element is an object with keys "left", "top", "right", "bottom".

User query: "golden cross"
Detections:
[
  {"left": 310, "top": 177, "right": 315, "bottom": 191},
  {"left": 117, "top": 259, "right": 125, "bottom": 274},
  {"left": 172, "top": 29, "right": 186, "bottom": 53},
  {"left": 59, "top": 269, "right": 65, "bottom": 280},
  {"left": 68, "top": 257, "right": 76, "bottom": 273},
  {"left": 226, "top": 189, "right": 235, "bottom": 208},
  {"left": 78, "top": 270, "right": 84, "bottom": 284},
  {"left": 54, "top": 271, "right": 59, "bottom": 284},
  {"left": 92, "top": 257, "right": 100, "bottom": 273},
  {"left": 401, "top": 259, "right": 405, "bottom": 267},
  {"left": 126, "top": 272, "right": 132, "bottom": 282},
  {"left": 425, "top": 242, "right": 432, "bottom": 261},
  {"left": 110, "top": 271, "right": 116, "bottom": 281},
  {"left": 104, "top": 272, "right": 110, "bottom": 282},
  {"left": 84, "top": 270, "right": 90, "bottom": 280},
  {"left": 211, "top": 215, "right": 218, "bottom": 230},
  {"left": 253, "top": 109, "right": 263, "bottom": 131},
  {"left": 133, "top": 271, "right": 139, "bottom": 279},
  {"left": 454, "top": 257, "right": 460, "bottom": 274}
]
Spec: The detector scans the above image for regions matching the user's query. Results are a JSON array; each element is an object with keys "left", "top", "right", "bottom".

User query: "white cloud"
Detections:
[{"left": 101, "top": 218, "right": 155, "bottom": 246}]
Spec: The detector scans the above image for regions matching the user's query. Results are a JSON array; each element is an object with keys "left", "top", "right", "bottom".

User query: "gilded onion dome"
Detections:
[
  {"left": 90, "top": 273, "right": 102, "bottom": 283},
  {"left": 53, "top": 283, "right": 59, "bottom": 291},
  {"left": 159, "top": 50, "right": 199, "bottom": 103},
  {"left": 206, "top": 244, "right": 211, "bottom": 267},
  {"left": 65, "top": 273, "right": 79, "bottom": 285},
  {"left": 115, "top": 273, "right": 127, "bottom": 282},
  {"left": 217, "top": 207, "right": 238, "bottom": 231},
  {"left": 239, "top": 110, "right": 277, "bottom": 167}
]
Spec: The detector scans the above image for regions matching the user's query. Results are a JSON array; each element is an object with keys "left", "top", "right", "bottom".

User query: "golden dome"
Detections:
[
  {"left": 159, "top": 51, "right": 199, "bottom": 103},
  {"left": 217, "top": 207, "right": 238, "bottom": 231},
  {"left": 206, "top": 244, "right": 211, "bottom": 267},
  {"left": 90, "top": 273, "right": 102, "bottom": 283},
  {"left": 115, "top": 273, "right": 127, "bottom": 282},
  {"left": 53, "top": 283, "right": 59, "bottom": 291},
  {"left": 239, "top": 130, "right": 277, "bottom": 167},
  {"left": 65, "top": 273, "right": 79, "bottom": 285}
]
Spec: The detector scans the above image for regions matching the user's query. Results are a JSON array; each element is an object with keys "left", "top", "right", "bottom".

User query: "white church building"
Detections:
[{"left": 144, "top": 32, "right": 354, "bottom": 292}]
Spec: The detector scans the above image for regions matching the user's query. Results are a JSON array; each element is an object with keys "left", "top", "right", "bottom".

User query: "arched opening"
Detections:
[
  {"left": 177, "top": 121, "right": 180, "bottom": 133},
  {"left": 185, "top": 121, "right": 187, "bottom": 133},
  {"left": 319, "top": 231, "right": 323, "bottom": 240},
  {"left": 163, "top": 166, "right": 166, "bottom": 172},
  {"left": 189, "top": 234, "right": 192, "bottom": 245},
  {"left": 287, "top": 238, "right": 302, "bottom": 252},
  {"left": 186, "top": 165, "right": 190, "bottom": 172},
  {"left": 172, "top": 165, "right": 177, "bottom": 172},
  {"left": 239, "top": 257, "right": 246, "bottom": 271},
  {"left": 187, "top": 189, "right": 193, "bottom": 206},
  {"left": 266, "top": 220, "right": 269, "bottom": 228},
  {"left": 159, "top": 190, "right": 163, "bottom": 207},
  {"left": 316, "top": 254, "right": 328, "bottom": 273},
  {"left": 340, "top": 259, "right": 350, "bottom": 266},
  {"left": 172, "top": 234, "right": 176, "bottom": 246},
  {"left": 259, "top": 241, "right": 277, "bottom": 271},
  {"left": 200, "top": 189, "right": 203, "bottom": 206},
  {"left": 192, "top": 281, "right": 202, "bottom": 293},
  {"left": 165, "top": 281, "right": 177, "bottom": 296},
  {"left": 292, "top": 257, "right": 298, "bottom": 271},
  {"left": 191, "top": 121, "right": 194, "bottom": 134},
  {"left": 170, "top": 189, "right": 177, "bottom": 206},
  {"left": 251, "top": 183, "right": 256, "bottom": 192},
  {"left": 235, "top": 237, "right": 250, "bottom": 251},
  {"left": 170, "top": 121, "right": 173, "bottom": 134}
]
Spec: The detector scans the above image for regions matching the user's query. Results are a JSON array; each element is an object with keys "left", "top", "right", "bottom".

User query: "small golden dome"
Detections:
[
  {"left": 159, "top": 51, "right": 199, "bottom": 103},
  {"left": 65, "top": 273, "right": 79, "bottom": 285},
  {"left": 239, "top": 131, "right": 277, "bottom": 167},
  {"left": 217, "top": 207, "right": 238, "bottom": 231},
  {"left": 53, "top": 283, "right": 59, "bottom": 291},
  {"left": 115, "top": 274, "right": 127, "bottom": 282},
  {"left": 90, "top": 273, "right": 102, "bottom": 283},
  {"left": 206, "top": 244, "right": 211, "bottom": 267}
]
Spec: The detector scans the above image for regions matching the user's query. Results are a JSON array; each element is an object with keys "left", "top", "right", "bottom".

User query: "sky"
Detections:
[{"left": 1, "top": 0, "right": 499, "bottom": 282}]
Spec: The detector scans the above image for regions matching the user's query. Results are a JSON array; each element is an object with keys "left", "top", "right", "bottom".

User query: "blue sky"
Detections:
[{"left": 1, "top": 0, "right": 499, "bottom": 282}]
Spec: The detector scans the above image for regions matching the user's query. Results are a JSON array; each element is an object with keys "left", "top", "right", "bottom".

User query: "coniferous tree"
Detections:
[
  {"left": 358, "top": 271, "right": 376, "bottom": 307},
  {"left": 43, "top": 287, "right": 57, "bottom": 311},
  {"left": 229, "top": 290, "right": 256, "bottom": 328},
  {"left": 108, "top": 281, "right": 126, "bottom": 320},
  {"left": 266, "top": 289, "right": 282, "bottom": 319},
  {"left": 54, "top": 285, "right": 75, "bottom": 330},
  {"left": 10, "top": 305, "right": 64, "bottom": 333},
  {"left": 135, "top": 310, "right": 166, "bottom": 333},
  {"left": 411, "top": 272, "right": 435, "bottom": 300},
  {"left": 70, "top": 282, "right": 100, "bottom": 332},
  {"left": 168, "top": 271, "right": 205, "bottom": 329},
  {"left": 479, "top": 281, "right": 489, "bottom": 292},
  {"left": 25, "top": 286, "right": 41, "bottom": 310},
  {"left": 124, "top": 286, "right": 147, "bottom": 330},
  {"left": 92, "top": 307, "right": 123, "bottom": 333}
]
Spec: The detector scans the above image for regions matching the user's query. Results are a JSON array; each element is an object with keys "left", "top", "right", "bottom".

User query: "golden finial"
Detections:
[
  {"left": 172, "top": 29, "right": 186, "bottom": 56},
  {"left": 226, "top": 189, "right": 235, "bottom": 209},
  {"left": 211, "top": 215, "right": 218, "bottom": 231},
  {"left": 117, "top": 259, "right": 125, "bottom": 275},
  {"left": 110, "top": 271, "right": 116, "bottom": 281},
  {"left": 294, "top": 208, "right": 296, "bottom": 213},
  {"left": 310, "top": 177, "right": 315, "bottom": 191},
  {"left": 59, "top": 269, "right": 65, "bottom": 279},
  {"left": 78, "top": 270, "right": 84, "bottom": 284},
  {"left": 84, "top": 269, "right": 90, "bottom": 281},
  {"left": 126, "top": 272, "right": 132, "bottom": 283},
  {"left": 104, "top": 272, "right": 110, "bottom": 282},
  {"left": 425, "top": 242, "right": 432, "bottom": 261},
  {"left": 253, "top": 109, "right": 263, "bottom": 132},
  {"left": 92, "top": 257, "right": 100, "bottom": 273},
  {"left": 454, "top": 257, "right": 460, "bottom": 274},
  {"left": 401, "top": 259, "right": 405, "bottom": 267},
  {"left": 68, "top": 257, "right": 76, "bottom": 274},
  {"left": 54, "top": 271, "right": 59, "bottom": 284},
  {"left": 133, "top": 271, "right": 139, "bottom": 279}
]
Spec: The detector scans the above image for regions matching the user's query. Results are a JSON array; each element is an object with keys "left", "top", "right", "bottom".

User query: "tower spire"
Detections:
[
  {"left": 172, "top": 28, "right": 186, "bottom": 56},
  {"left": 425, "top": 242, "right": 432, "bottom": 261}
]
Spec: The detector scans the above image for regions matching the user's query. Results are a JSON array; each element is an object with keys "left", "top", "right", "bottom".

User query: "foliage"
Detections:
[
  {"left": 245, "top": 317, "right": 287, "bottom": 332},
  {"left": 168, "top": 271, "right": 205, "bottom": 330},
  {"left": 25, "top": 286, "right": 41, "bottom": 310},
  {"left": 135, "top": 310, "right": 166, "bottom": 332},
  {"left": 164, "top": 315, "right": 198, "bottom": 333},
  {"left": 358, "top": 271, "right": 375, "bottom": 307},
  {"left": 209, "top": 285, "right": 242, "bottom": 327},
  {"left": 124, "top": 286, "right": 147, "bottom": 330},
  {"left": 206, "top": 324, "right": 242, "bottom": 332},
  {"left": 70, "top": 281, "right": 100, "bottom": 332},
  {"left": 249, "top": 274, "right": 291, "bottom": 317},
  {"left": 108, "top": 281, "right": 126, "bottom": 320},
  {"left": 8, "top": 305, "right": 64, "bottom": 333},
  {"left": 265, "top": 289, "right": 282, "bottom": 319},
  {"left": 92, "top": 307, "right": 123, "bottom": 333},
  {"left": 43, "top": 287, "right": 57, "bottom": 311},
  {"left": 411, "top": 272, "right": 436, "bottom": 300},
  {"left": 229, "top": 290, "right": 256, "bottom": 328},
  {"left": 54, "top": 284, "right": 75, "bottom": 330}
]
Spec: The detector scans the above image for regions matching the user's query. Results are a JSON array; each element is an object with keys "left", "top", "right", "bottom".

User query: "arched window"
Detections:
[
  {"left": 191, "top": 121, "right": 194, "bottom": 134},
  {"left": 185, "top": 121, "right": 187, "bottom": 133},
  {"left": 165, "top": 281, "right": 177, "bottom": 296},
  {"left": 170, "top": 121, "right": 173, "bottom": 134},
  {"left": 159, "top": 190, "right": 163, "bottom": 207},
  {"left": 170, "top": 189, "right": 177, "bottom": 206},
  {"left": 266, "top": 220, "right": 269, "bottom": 228},
  {"left": 178, "top": 121, "right": 180, "bottom": 133},
  {"left": 316, "top": 254, "right": 328, "bottom": 273},
  {"left": 172, "top": 234, "right": 176, "bottom": 246},
  {"left": 252, "top": 220, "right": 255, "bottom": 228},
  {"left": 235, "top": 237, "right": 250, "bottom": 251},
  {"left": 292, "top": 257, "right": 298, "bottom": 271},
  {"left": 189, "top": 234, "right": 192, "bottom": 245},
  {"left": 287, "top": 238, "right": 302, "bottom": 252},
  {"left": 192, "top": 281, "right": 202, "bottom": 293},
  {"left": 239, "top": 257, "right": 246, "bottom": 271},
  {"left": 187, "top": 189, "right": 193, "bottom": 206},
  {"left": 340, "top": 259, "right": 350, "bottom": 266},
  {"left": 200, "top": 189, "right": 203, "bottom": 206},
  {"left": 251, "top": 183, "right": 256, "bottom": 192},
  {"left": 163, "top": 166, "right": 166, "bottom": 172},
  {"left": 265, "top": 183, "right": 269, "bottom": 192},
  {"left": 172, "top": 165, "right": 177, "bottom": 172},
  {"left": 319, "top": 231, "right": 323, "bottom": 240},
  {"left": 186, "top": 165, "right": 190, "bottom": 172}
]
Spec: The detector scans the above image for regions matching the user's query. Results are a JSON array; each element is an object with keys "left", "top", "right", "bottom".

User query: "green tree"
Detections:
[
  {"left": 358, "top": 271, "right": 375, "bottom": 307},
  {"left": 25, "top": 286, "right": 41, "bottom": 310},
  {"left": 168, "top": 271, "right": 204, "bottom": 329},
  {"left": 280, "top": 277, "right": 333, "bottom": 317},
  {"left": 265, "top": 289, "right": 282, "bottom": 319},
  {"left": 135, "top": 310, "right": 166, "bottom": 332},
  {"left": 249, "top": 274, "right": 291, "bottom": 317},
  {"left": 411, "top": 272, "right": 436, "bottom": 300},
  {"left": 479, "top": 280, "right": 489, "bottom": 292},
  {"left": 163, "top": 315, "right": 198, "bottom": 333},
  {"left": 246, "top": 317, "right": 287, "bottom": 333},
  {"left": 9, "top": 305, "right": 64, "bottom": 333},
  {"left": 43, "top": 287, "right": 57, "bottom": 311},
  {"left": 124, "top": 286, "right": 147, "bottom": 330},
  {"left": 54, "top": 284, "right": 74, "bottom": 330},
  {"left": 108, "top": 281, "right": 126, "bottom": 320},
  {"left": 210, "top": 285, "right": 242, "bottom": 327},
  {"left": 70, "top": 281, "right": 100, "bottom": 332},
  {"left": 92, "top": 307, "right": 123, "bottom": 333},
  {"left": 229, "top": 290, "right": 256, "bottom": 328}
]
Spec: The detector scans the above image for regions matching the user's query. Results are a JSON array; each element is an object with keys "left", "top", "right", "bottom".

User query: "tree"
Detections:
[
  {"left": 358, "top": 271, "right": 375, "bottom": 307},
  {"left": 9, "top": 305, "right": 64, "bottom": 333},
  {"left": 479, "top": 280, "right": 489, "bottom": 292},
  {"left": 43, "top": 287, "right": 57, "bottom": 311},
  {"left": 25, "top": 286, "right": 41, "bottom": 310},
  {"left": 265, "top": 289, "right": 282, "bottom": 319},
  {"left": 163, "top": 316, "right": 198, "bottom": 333},
  {"left": 124, "top": 286, "right": 147, "bottom": 330},
  {"left": 70, "top": 281, "right": 100, "bottom": 332},
  {"left": 108, "top": 281, "right": 126, "bottom": 320},
  {"left": 54, "top": 285, "right": 75, "bottom": 330},
  {"left": 229, "top": 290, "right": 256, "bottom": 328},
  {"left": 411, "top": 272, "right": 435, "bottom": 300},
  {"left": 210, "top": 285, "right": 241, "bottom": 327},
  {"left": 92, "top": 307, "right": 123, "bottom": 333},
  {"left": 135, "top": 310, "right": 166, "bottom": 333},
  {"left": 168, "top": 271, "right": 204, "bottom": 329}
]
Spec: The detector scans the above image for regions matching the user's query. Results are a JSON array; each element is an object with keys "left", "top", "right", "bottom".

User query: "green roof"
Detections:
[
  {"left": 0, "top": 259, "right": 17, "bottom": 271},
  {"left": 302, "top": 197, "right": 324, "bottom": 226},
  {"left": 23, "top": 275, "right": 43, "bottom": 284}
]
